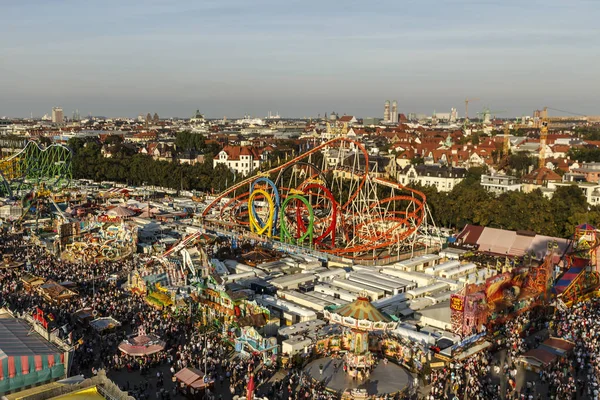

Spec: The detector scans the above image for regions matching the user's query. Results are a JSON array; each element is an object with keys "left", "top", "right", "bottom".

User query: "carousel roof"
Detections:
[
  {"left": 330, "top": 296, "right": 390, "bottom": 323},
  {"left": 577, "top": 223, "right": 596, "bottom": 231}
]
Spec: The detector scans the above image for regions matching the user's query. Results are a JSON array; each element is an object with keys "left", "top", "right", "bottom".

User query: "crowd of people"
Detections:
[
  {"left": 0, "top": 229, "right": 357, "bottom": 400},
  {"left": 420, "top": 305, "right": 600, "bottom": 400},
  {"left": 548, "top": 299, "right": 600, "bottom": 399},
  {"left": 2, "top": 226, "right": 600, "bottom": 400}
]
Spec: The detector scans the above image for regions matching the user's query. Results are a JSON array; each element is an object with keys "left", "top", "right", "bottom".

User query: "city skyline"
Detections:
[{"left": 1, "top": 0, "right": 599, "bottom": 118}]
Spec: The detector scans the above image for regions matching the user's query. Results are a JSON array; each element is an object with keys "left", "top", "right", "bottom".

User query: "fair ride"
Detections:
[{"left": 202, "top": 137, "right": 436, "bottom": 261}]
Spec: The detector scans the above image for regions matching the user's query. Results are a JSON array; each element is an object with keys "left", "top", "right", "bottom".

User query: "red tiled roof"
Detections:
[
  {"left": 542, "top": 338, "right": 575, "bottom": 353},
  {"left": 215, "top": 145, "right": 262, "bottom": 160},
  {"left": 456, "top": 224, "right": 485, "bottom": 246},
  {"left": 132, "top": 131, "right": 157, "bottom": 139},
  {"left": 522, "top": 167, "right": 562, "bottom": 184}
]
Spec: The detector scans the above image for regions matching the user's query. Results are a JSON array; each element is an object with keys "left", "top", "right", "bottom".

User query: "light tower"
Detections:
[
  {"left": 391, "top": 100, "right": 398, "bottom": 123},
  {"left": 384, "top": 100, "right": 390, "bottom": 122}
]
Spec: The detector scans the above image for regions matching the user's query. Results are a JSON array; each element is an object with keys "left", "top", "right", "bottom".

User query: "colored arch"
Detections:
[
  {"left": 248, "top": 189, "right": 276, "bottom": 237},
  {"left": 280, "top": 194, "right": 314, "bottom": 246},
  {"left": 250, "top": 177, "right": 280, "bottom": 236}
]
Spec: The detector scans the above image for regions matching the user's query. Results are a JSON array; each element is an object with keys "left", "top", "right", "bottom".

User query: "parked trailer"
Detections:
[
  {"left": 348, "top": 274, "right": 400, "bottom": 296},
  {"left": 405, "top": 282, "right": 451, "bottom": 300},
  {"left": 329, "top": 279, "right": 384, "bottom": 300},
  {"left": 279, "top": 290, "right": 335, "bottom": 312},
  {"left": 379, "top": 269, "right": 431, "bottom": 288},
  {"left": 440, "top": 263, "right": 477, "bottom": 279},
  {"left": 371, "top": 293, "right": 407, "bottom": 309},
  {"left": 424, "top": 260, "right": 461, "bottom": 276},
  {"left": 313, "top": 283, "right": 358, "bottom": 303},
  {"left": 389, "top": 254, "right": 441, "bottom": 272},
  {"left": 315, "top": 268, "right": 347, "bottom": 282}
]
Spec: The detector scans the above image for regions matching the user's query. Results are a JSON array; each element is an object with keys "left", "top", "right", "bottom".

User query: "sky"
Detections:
[{"left": 1, "top": 0, "right": 599, "bottom": 119}]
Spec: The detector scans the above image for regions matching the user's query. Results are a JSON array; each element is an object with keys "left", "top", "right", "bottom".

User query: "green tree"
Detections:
[
  {"left": 550, "top": 185, "right": 588, "bottom": 236},
  {"left": 568, "top": 147, "right": 600, "bottom": 163},
  {"left": 508, "top": 153, "right": 536, "bottom": 177}
]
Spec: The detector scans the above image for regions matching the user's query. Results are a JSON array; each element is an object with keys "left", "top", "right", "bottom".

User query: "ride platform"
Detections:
[{"left": 304, "top": 356, "right": 412, "bottom": 396}]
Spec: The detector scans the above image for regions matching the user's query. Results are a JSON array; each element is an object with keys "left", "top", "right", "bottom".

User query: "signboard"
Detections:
[
  {"left": 430, "top": 362, "right": 446, "bottom": 368},
  {"left": 451, "top": 331, "right": 486, "bottom": 353},
  {"left": 434, "top": 353, "right": 452, "bottom": 362},
  {"left": 450, "top": 295, "right": 464, "bottom": 312}
]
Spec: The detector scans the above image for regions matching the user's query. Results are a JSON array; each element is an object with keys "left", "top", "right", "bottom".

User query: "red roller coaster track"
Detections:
[{"left": 202, "top": 137, "right": 428, "bottom": 260}]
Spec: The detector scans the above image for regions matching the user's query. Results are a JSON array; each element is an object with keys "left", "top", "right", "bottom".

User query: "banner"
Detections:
[{"left": 450, "top": 295, "right": 464, "bottom": 312}]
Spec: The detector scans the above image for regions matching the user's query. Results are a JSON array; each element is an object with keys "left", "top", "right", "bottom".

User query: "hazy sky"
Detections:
[{"left": 1, "top": 0, "right": 599, "bottom": 118}]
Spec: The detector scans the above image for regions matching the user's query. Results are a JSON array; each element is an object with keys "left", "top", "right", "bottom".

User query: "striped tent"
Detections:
[
  {"left": 331, "top": 296, "right": 390, "bottom": 323},
  {"left": 0, "top": 319, "right": 66, "bottom": 394}
]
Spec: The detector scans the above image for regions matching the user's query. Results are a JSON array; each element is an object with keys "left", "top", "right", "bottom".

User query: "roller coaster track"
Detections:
[{"left": 202, "top": 137, "right": 429, "bottom": 260}]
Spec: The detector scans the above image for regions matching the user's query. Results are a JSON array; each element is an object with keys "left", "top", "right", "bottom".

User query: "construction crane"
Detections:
[
  {"left": 539, "top": 108, "right": 549, "bottom": 169},
  {"left": 464, "top": 98, "right": 479, "bottom": 121},
  {"left": 503, "top": 123, "right": 510, "bottom": 158}
]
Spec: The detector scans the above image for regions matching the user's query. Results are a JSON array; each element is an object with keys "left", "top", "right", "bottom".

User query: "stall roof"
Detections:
[
  {"left": 521, "top": 348, "right": 557, "bottom": 366},
  {"left": 0, "top": 318, "right": 62, "bottom": 357},
  {"left": 175, "top": 367, "right": 211, "bottom": 389}
]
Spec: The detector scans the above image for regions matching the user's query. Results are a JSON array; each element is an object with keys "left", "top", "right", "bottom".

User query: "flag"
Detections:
[{"left": 246, "top": 371, "right": 255, "bottom": 400}]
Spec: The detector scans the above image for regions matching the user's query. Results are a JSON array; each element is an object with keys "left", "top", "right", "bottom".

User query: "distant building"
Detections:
[
  {"left": 153, "top": 113, "right": 159, "bottom": 123},
  {"left": 384, "top": 100, "right": 391, "bottom": 122},
  {"left": 452, "top": 108, "right": 459, "bottom": 122},
  {"left": 363, "top": 117, "right": 380, "bottom": 126},
  {"left": 391, "top": 101, "right": 398, "bottom": 123},
  {"left": 571, "top": 162, "right": 600, "bottom": 183},
  {"left": 480, "top": 174, "right": 522, "bottom": 194},
  {"left": 190, "top": 109, "right": 206, "bottom": 125},
  {"left": 338, "top": 115, "right": 358, "bottom": 125},
  {"left": 52, "top": 107, "right": 63, "bottom": 124},
  {"left": 213, "top": 145, "right": 265, "bottom": 176},
  {"left": 521, "top": 167, "right": 562, "bottom": 192},
  {"left": 397, "top": 165, "right": 467, "bottom": 192}
]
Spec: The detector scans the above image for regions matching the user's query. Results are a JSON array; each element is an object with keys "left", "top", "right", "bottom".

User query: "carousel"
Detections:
[
  {"left": 305, "top": 292, "right": 413, "bottom": 397},
  {"left": 323, "top": 291, "right": 397, "bottom": 377}
]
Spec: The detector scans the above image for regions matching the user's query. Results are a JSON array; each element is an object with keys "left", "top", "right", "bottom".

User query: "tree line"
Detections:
[
  {"left": 68, "top": 137, "right": 236, "bottom": 192},
  {"left": 412, "top": 168, "right": 599, "bottom": 238}
]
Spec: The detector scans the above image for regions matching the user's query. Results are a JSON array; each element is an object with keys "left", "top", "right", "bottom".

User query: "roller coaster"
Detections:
[
  {"left": 0, "top": 141, "right": 72, "bottom": 198},
  {"left": 202, "top": 137, "right": 435, "bottom": 260}
]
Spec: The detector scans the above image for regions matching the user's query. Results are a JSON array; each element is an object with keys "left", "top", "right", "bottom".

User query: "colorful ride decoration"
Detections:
[
  {"left": 203, "top": 137, "right": 429, "bottom": 260},
  {"left": 555, "top": 224, "right": 600, "bottom": 307},
  {"left": 234, "top": 326, "right": 278, "bottom": 365},
  {"left": 450, "top": 288, "right": 488, "bottom": 338},
  {"left": 279, "top": 193, "right": 314, "bottom": 245},
  {"left": 248, "top": 177, "right": 280, "bottom": 237},
  {"left": 451, "top": 248, "right": 556, "bottom": 337},
  {"left": 62, "top": 221, "right": 138, "bottom": 262},
  {"left": 323, "top": 292, "right": 397, "bottom": 377},
  {"left": 0, "top": 141, "right": 72, "bottom": 197}
]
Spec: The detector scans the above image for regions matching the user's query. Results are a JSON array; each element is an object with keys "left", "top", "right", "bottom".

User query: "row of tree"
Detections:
[
  {"left": 68, "top": 137, "right": 237, "bottom": 192},
  {"left": 174, "top": 131, "right": 220, "bottom": 155},
  {"left": 413, "top": 168, "right": 598, "bottom": 238},
  {"left": 67, "top": 136, "right": 600, "bottom": 238}
]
